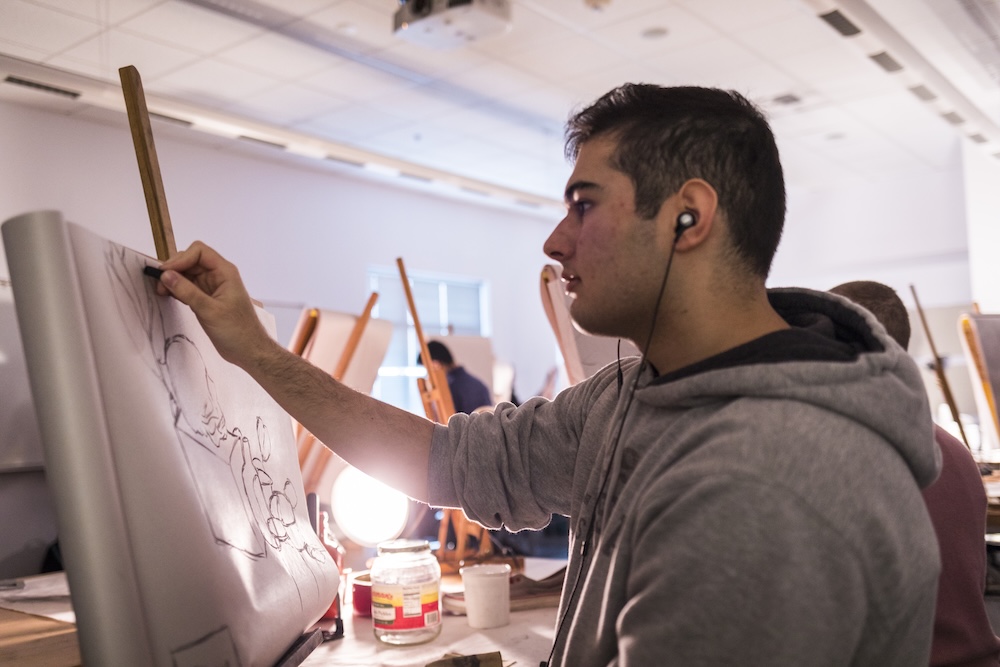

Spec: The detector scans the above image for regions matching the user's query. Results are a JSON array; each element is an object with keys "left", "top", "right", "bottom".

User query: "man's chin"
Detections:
[{"left": 569, "top": 310, "right": 617, "bottom": 339}]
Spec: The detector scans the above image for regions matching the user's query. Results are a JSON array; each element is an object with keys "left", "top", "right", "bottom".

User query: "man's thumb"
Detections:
[{"left": 160, "top": 270, "right": 207, "bottom": 312}]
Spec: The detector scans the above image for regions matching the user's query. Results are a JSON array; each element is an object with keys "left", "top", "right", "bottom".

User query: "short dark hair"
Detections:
[
  {"left": 565, "top": 84, "right": 786, "bottom": 277},
  {"left": 829, "top": 280, "right": 911, "bottom": 349},
  {"left": 416, "top": 340, "right": 454, "bottom": 366}
]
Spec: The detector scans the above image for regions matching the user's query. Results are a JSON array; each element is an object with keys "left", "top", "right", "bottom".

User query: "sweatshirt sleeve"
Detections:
[{"left": 426, "top": 366, "right": 621, "bottom": 531}]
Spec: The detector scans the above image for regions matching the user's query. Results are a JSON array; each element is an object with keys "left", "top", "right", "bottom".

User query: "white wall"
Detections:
[
  {"left": 963, "top": 142, "right": 1000, "bottom": 313},
  {"left": 772, "top": 139, "right": 972, "bottom": 309},
  {"left": 0, "top": 99, "right": 559, "bottom": 401}
]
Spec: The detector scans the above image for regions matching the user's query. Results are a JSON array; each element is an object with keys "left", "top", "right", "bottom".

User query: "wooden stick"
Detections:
[
  {"left": 910, "top": 285, "right": 971, "bottom": 450},
  {"left": 396, "top": 258, "right": 456, "bottom": 421},
  {"left": 396, "top": 258, "right": 489, "bottom": 563},
  {"left": 119, "top": 65, "right": 176, "bottom": 261}
]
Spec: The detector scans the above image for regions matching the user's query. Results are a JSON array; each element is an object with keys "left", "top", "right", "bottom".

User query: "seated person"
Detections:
[
  {"left": 417, "top": 340, "right": 492, "bottom": 414},
  {"left": 830, "top": 280, "right": 1000, "bottom": 667}
]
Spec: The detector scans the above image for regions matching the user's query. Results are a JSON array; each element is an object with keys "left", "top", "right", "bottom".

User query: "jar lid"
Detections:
[{"left": 376, "top": 538, "right": 431, "bottom": 555}]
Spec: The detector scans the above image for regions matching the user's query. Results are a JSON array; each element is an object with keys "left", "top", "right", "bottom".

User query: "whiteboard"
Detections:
[{"left": 3, "top": 210, "right": 338, "bottom": 666}]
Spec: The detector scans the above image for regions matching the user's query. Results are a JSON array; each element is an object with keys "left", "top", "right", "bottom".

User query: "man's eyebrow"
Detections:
[{"left": 564, "top": 180, "right": 600, "bottom": 203}]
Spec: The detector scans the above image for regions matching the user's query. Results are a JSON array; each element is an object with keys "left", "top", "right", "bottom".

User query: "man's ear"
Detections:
[{"left": 669, "top": 179, "right": 718, "bottom": 250}]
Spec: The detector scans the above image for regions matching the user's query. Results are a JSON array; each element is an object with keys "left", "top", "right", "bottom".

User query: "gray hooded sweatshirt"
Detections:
[{"left": 428, "top": 288, "right": 941, "bottom": 666}]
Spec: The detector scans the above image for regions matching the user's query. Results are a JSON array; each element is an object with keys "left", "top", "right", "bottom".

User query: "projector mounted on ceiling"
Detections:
[{"left": 393, "top": 0, "right": 512, "bottom": 49}]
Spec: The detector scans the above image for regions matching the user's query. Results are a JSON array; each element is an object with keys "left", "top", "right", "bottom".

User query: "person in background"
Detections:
[
  {"left": 830, "top": 279, "right": 1000, "bottom": 667},
  {"left": 153, "top": 84, "right": 941, "bottom": 666},
  {"left": 417, "top": 340, "right": 493, "bottom": 415}
]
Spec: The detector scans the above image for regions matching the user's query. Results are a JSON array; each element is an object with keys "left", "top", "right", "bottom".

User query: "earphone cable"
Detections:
[{"left": 540, "top": 237, "right": 682, "bottom": 667}]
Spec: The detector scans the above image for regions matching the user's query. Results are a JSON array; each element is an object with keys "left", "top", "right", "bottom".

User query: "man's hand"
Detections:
[{"left": 155, "top": 241, "right": 273, "bottom": 369}]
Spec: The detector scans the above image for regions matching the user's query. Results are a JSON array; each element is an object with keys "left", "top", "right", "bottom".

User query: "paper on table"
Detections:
[{"left": 0, "top": 572, "right": 75, "bottom": 624}]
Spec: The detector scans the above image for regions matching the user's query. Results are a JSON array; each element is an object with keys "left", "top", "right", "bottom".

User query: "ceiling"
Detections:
[{"left": 1, "top": 0, "right": 999, "bottom": 214}]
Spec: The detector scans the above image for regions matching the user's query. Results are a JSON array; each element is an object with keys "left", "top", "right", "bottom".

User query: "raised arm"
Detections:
[{"left": 155, "top": 242, "right": 435, "bottom": 500}]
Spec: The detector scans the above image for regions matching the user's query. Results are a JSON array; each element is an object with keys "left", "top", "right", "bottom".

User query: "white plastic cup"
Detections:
[{"left": 459, "top": 563, "right": 512, "bottom": 629}]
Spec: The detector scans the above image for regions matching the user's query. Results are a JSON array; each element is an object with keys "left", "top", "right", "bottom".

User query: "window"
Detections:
[{"left": 368, "top": 268, "right": 489, "bottom": 414}]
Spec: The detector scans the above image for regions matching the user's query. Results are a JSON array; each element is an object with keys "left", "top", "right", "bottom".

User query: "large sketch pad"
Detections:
[{"left": 3, "top": 211, "right": 338, "bottom": 667}]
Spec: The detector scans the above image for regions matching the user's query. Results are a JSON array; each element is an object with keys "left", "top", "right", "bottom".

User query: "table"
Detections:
[
  {"left": 304, "top": 606, "right": 557, "bottom": 666},
  {"left": 0, "top": 560, "right": 563, "bottom": 667},
  {"left": 302, "top": 557, "right": 562, "bottom": 666}
]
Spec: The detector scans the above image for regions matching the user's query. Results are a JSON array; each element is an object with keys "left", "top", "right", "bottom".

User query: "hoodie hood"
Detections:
[{"left": 634, "top": 287, "right": 940, "bottom": 488}]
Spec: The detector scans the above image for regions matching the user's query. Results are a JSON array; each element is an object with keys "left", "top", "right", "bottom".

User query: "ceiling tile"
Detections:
[
  {"left": 50, "top": 28, "right": 201, "bottom": 81},
  {"left": 1, "top": 1, "right": 102, "bottom": 54},
  {"left": 563, "top": 61, "right": 681, "bottom": 101},
  {"left": 444, "top": 60, "right": 549, "bottom": 99},
  {"left": 149, "top": 57, "right": 282, "bottom": 107},
  {"left": 514, "top": 0, "right": 668, "bottom": 32},
  {"left": 221, "top": 81, "right": 348, "bottom": 126},
  {"left": 363, "top": 121, "right": 466, "bottom": 161},
  {"left": 22, "top": 0, "right": 161, "bottom": 24},
  {"left": 216, "top": 31, "right": 338, "bottom": 79},
  {"left": 295, "top": 102, "right": 409, "bottom": 142},
  {"left": 120, "top": 1, "right": 264, "bottom": 54},
  {"left": 591, "top": 5, "right": 721, "bottom": 56},
  {"left": 298, "top": 60, "right": 418, "bottom": 102},
  {"left": 496, "top": 33, "right": 630, "bottom": 84},
  {"left": 469, "top": 3, "right": 579, "bottom": 56},
  {"left": 677, "top": 0, "right": 805, "bottom": 33},
  {"left": 736, "top": 14, "right": 845, "bottom": 62},
  {"left": 374, "top": 39, "right": 491, "bottom": 80},
  {"left": 253, "top": 0, "right": 346, "bottom": 17},
  {"left": 645, "top": 37, "right": 766, "bottom": 88},
  {"left": 365, "top": 83, "right": 466, "bottom": 121}
]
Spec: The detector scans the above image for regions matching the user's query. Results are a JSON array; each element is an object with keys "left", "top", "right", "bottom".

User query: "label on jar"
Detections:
[{"left": 371, "top": 581, "right": 440, "bottom": 630}]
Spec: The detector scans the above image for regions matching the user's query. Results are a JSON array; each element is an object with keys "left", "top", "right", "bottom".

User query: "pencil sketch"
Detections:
[
  {"left": 106, "top": 244, "right": 327, "bottom": 567},
  {"left": 5, "top": 213, "right": 337, "bottom": 666},
  {"left": 104, "top": 242, "right": 332, "bottom": 608}
]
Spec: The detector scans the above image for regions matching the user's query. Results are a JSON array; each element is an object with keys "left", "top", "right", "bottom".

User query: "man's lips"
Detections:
[{"left": 562, "top": 272, "right": 579, "bottom": 293}]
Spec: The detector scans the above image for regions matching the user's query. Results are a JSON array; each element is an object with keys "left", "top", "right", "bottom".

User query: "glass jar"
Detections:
[{"left": 369, "top": 539, "right": 442, "bottom": 645}]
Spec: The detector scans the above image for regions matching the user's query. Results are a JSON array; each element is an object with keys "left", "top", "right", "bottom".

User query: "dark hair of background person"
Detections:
[
  {"left": 416, "top": 340, "right": 454, "bottom": 367},
  {"left": 565, "top": 84, "right": 786, "bottom": 278},
  {"left": 829, "top": 280, "right": 912, "bottom": 349}
]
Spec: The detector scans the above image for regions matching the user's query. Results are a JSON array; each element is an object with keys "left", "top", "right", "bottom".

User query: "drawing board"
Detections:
[
  {"left": 960, "top": 313, "right": 1000, "bottom": 453},
  {"left": 540, "top": 264, "right": 638, "bottom": 385},
  {"left": 3, "top": 210, "right": 338, "bottom": 666},
  {"left": 287, "top": 307, "right": 392, "bottom": 497}
]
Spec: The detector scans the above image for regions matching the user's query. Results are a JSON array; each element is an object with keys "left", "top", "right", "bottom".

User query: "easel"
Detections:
[
  {"left": 118, "top": 65, "right": 332, "bottom": 665},
  {"left": 290, "top": 293, "right": 380, "bottom": 496},
  {"left": 395, "top": 258, "right": 494, "bottom": 567},
  {"left": 540, "top": 264, "right": 587, "bottom": 385},
  {"left": 910, "top": 285, "right": 972, "bottom": 451},
  {"left": 541, "top": 263, "right": 638, "bottom": 386}
]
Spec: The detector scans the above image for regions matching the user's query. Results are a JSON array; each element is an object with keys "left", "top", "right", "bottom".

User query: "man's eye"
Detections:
[{"left": 573, "top": 201, "right": 592, "bottom": 216}]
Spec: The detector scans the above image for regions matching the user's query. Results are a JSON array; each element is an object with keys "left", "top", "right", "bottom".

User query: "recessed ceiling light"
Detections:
[
  {"left": 641, "top": 27, "right": 669, "bottom": 40},
  {"left": 773, "top": 93, "right": 802, "bottom": 106}
]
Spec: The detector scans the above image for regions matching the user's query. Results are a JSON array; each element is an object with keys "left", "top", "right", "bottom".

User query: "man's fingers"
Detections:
[
  {"left": 161, "top": 241, "right": 225, "bottom": 274},
  {"left": 160, "top": 269, "right": 212, "bottom": 314}
]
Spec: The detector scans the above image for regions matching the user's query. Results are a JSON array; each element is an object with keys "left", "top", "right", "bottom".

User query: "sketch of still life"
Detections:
[{"left": 50, "top": 221, "right": 336, "bottom": 666}]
